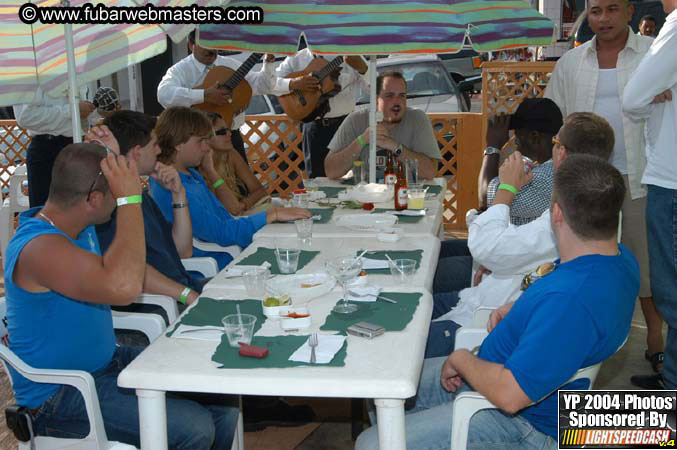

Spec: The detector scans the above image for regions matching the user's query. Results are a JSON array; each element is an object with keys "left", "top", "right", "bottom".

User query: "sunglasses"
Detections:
[
  {"left": 552, "top": 136, "right": 562, "bottom": 147},
  {"left": 214, "top": 127, "right": 230, "bottom": 136}
]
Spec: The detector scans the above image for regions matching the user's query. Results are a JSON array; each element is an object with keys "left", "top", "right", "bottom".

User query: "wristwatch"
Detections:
[
  {"left": 393, "top": 144, "right": 403, "bottom": 158},
  {"left": 483, "top": 146, "right": 501, "bottom": 156}
]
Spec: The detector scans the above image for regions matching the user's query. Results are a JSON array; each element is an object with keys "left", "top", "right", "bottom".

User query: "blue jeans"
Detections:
[
  {"left": 355, "top": 357, "right": 556, "bottom": 450},
  {"left": 432, "top": 290, "right": 460, "bottom": 320},
  {"left": 32, "top": 347, "right": 239, "bottom": 450},
  {"left": 434, "top": 240, "right": 473, "bottom": 294},
  {"left": 425, "top": 320, "right": 461, "bottom": 359},
  {"left": 646, "top": 185, "right": 677, "bottom": 389}
]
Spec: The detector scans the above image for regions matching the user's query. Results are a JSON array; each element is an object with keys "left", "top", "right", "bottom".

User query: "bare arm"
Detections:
[
  {"left": 442, "top": 349, "right": 532, "bottom": 414},
  {"left": 14, "top": 155, "right": 145, "bottom": 305},
  {"left": 478, "top": 115, "right": 510, "bottom": 209},
  {"left": 233, "top": 154, "right": 268, "bottom": 211},
  {"left": 399, "top": 145, "right": 437, "bottom": 180},
  {"left": 143, "top": 264, "right": 198, "bottom": 305},
  {"left": 325, "top": 133, "right": 365, "bottom": 179}
]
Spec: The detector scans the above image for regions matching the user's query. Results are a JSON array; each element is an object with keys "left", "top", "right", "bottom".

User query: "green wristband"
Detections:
[
  {"left": 116, "top": 194, "right": 142, "bottom": 207},
  {"left": 212, "top": 178, "right": 225, "bottom": 190},
  {"left": 498, "top": 183, "right": 518, "bottom": 195},
  {"left": 178, "top": 287, "right": 191, "bottom": 305},
  {"left": 357, "top": 135, "right": 367, "bottom": 148}
]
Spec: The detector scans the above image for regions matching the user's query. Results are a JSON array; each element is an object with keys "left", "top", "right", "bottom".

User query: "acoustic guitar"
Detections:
[
  {"left": 193, "top": 52, "right": 263, "bottom": 127},
  {"left": 278, "top": 56, "right": 344, "bottom": 122}
]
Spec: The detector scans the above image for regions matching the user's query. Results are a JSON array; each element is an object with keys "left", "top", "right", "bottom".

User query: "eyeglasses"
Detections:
[
  {"left": 214, "top": 127, "right": 230, "bottom": 136},
  {"left": 86, "top": 143, "right": 114, "bottom": 202}
]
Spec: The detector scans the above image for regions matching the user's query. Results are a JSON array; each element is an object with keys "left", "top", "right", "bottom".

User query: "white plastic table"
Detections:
[
  {"left": 206, "top": 236, "right": 441, "bottom": 293},
  {"left": 117, "top": 288, "right": 433, "bottom": 450}
]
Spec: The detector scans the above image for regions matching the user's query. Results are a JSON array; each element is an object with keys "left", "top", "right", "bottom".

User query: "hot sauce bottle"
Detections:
[
  {"left": 384, "top": 151, "right": 397, "bottom": 188},
  {"left": 394, "top": 161, "right": 408, "bottom": 211}
]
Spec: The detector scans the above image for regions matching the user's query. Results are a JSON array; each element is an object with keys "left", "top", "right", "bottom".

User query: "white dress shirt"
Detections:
[
  {"left": 623, "top": 10, "right": 677, "bottom": 190},
  {"left": 273, "top": 48, "right": 369, "bottom": 119},
  {"left": 545, "top": 27, "right": 654, "bottom": 199},
  {"left": 157, "top": 53, "right": 276, "bottom": 130},
  {"left": 13, "top": 86, "right": 90, "bottom": 137},
  {"left": 436, "top": 204, "right": 558, "bottom": 326}
]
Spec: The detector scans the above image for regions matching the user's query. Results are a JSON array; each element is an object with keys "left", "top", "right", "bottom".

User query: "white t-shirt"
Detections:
[{"left": 593, "top": 69, "right": 628, "bottom": 174}]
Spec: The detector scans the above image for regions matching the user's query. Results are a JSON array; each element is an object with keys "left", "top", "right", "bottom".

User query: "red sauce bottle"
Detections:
[{"left": 394, "top": 161, "right": 408, "bottom": 211}]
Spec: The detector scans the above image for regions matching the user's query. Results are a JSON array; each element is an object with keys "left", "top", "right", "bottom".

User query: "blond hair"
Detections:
[{"left": 155, "top": 107, "right": 212, "bottom": 164}]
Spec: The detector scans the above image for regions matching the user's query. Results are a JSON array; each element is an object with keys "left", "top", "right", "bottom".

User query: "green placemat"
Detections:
[
  {"left": 357, "top": 249, "right": 423, "bottom": 274},
  {"left": 424, "top": 184, "right": 443, "bottom": 195},
  {"left": 371, "top": 208, "right": 424, "bottom": 224},
  {"left": 167, "top": 298, "right": 264, "bottom": 337},
  {"left": 237, "top": 247, "right": 320, "bottom": 275},
  {"left": 320, "top": 292, "right": 422, "bottom": 332},
  {"left": 340, "top": 177, "right": 356, "bottom": 186},
  {"left": 308, "top": 208, "right": 335, "bottom": 224},
  {"left": 212, "top": 334, "right": 348, "bottom": 368},
  {"left": 317, "top": 186, "right": 346, "bottom": 198}
]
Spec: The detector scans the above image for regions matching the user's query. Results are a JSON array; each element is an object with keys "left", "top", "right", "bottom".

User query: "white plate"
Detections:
[
  {"left": 335, "top": 213, "right": 398, "bottom": 231},
  {"left": 265, "top": 273, "right": 336, "bottom": 305},
  {"left": 348, "top": 183, "right": 393, "bottom": 203}
]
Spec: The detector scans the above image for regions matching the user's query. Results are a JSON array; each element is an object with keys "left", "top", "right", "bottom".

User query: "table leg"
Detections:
[
  {"left": 374, "top": 398, "right": 406, "bottom": 450},
  {"left": 136, "top": 389, "right": 167, "bottom": 450}
]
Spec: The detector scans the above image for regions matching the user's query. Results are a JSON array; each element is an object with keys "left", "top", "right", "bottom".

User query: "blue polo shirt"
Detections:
[
  {"left": 149, "top": 168, "right": 267, "bottom": 269},
  {"left": 478, "top": 245, "right": 638, "bottom": 438}
]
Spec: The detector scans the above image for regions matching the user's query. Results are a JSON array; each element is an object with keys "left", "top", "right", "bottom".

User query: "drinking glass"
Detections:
[
  {"left": 325, "top": 256, "right": 363, "bottom": 314},
  {"left": 405, "top": 159, "right": 419, "bottom": 185},
  {"left": 292, "top": 192, "right": 310, "bottom": 208},
  {"left": 352, "top": 160, "right": 366, "bottom": 185},
  {"left": 388, "top": 259, "right": 417, "bottom": 284},
  {"left": 407, "top": 185, "right": 426, "bottom": 210},
  {"left": 242, "top": 267, "right": 270, "bottom": 297},
  {"left": 222, "top": 314, "right": 257, "bottom": 347},
  {"left": 275, "top": 248, "right": 301, "bottom": 274},
  {"left": 302, "top": 174, "right": 318, "bottom": 192},
  {"left": 295, "top": 218, "right": 313, "bottom": 247}
]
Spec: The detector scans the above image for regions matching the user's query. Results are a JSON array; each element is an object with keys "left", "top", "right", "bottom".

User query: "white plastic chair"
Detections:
[
  {"left": 182, "top": 256, "right": 219, "bottom": 278},
  {"left": 449, "top": 327, "right": 607, "bottom": 450},
  {"left": 192, "top": 238, "right": 242, "bottom": 259}
]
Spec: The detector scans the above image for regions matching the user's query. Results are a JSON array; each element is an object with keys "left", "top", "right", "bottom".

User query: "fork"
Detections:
[
  {"left": 178, "top": 326, "right": 223, "bottom": 334},
  {"left": 309, "top": 333, "right": 318, "bottom": 364}
]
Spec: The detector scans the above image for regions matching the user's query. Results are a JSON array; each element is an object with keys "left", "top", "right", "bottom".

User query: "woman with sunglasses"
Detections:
[{"left": 205, "top": 112, "right": 268, "bottom": 216}]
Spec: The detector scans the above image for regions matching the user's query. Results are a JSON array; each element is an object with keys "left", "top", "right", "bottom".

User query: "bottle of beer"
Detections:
[
  {"left": 394, "top": 161, "right": 408, "bottom": 211},
  {"left": 384, "top": 151, "right": 397, "bottom": 187}
]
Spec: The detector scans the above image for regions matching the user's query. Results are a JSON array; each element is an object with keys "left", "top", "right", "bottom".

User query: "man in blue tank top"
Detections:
[
  {"left": 356, "top": 154, "right": 639, "bottom": 450},
  {"left": 4, "top": 144, "right": 238, "bottom": 449}
]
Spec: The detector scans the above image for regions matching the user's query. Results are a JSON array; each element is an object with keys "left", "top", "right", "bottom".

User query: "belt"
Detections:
[{"left": 315, "top": 115, "right": 347, "bottom": 126}]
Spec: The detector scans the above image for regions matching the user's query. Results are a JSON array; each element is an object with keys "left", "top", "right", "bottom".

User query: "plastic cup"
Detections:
[
  {"left": 294, "top": 218, "right": 313, "bottom": 247},
  {"left": 292, "top": 192, "right": 310, "bottom": 208},
  {"left": 405, "top": 159, "right": 419, "bottom": 185},
  {"left": 408, "top": 186, "right": 426, "bottom": 210},
  {"left": 222, "top": 313, "right": 257, "bottom": 347},
  {"left": 242, "top": 267, "right": 270, "bottom": 297},
  {"left": 275, "top": 248, "right": 301, "bottom": 274},
  {"left": 352, "top": 160, "right": 366, "bottom": 185},
  {"left": 389, "top": 259, "right": 417, "bottom": 284}
]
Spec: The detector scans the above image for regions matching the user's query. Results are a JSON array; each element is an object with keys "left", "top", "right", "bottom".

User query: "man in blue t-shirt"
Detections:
[
  {"left": 356, "top": 154, "right": 639, "bottom": 450},
  {"left": 5, "top": 143, "right": 239, "bottom": 449},
  {"left": 150, "top": 106, "right": 311, "bottom": 269},
  {"left": 92, "top": 111, "right": 204, "bottom": 306}
]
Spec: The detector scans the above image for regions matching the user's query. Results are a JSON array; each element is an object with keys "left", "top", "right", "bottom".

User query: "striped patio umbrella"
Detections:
[
  {"left": 198, "top": 0, "right": 556, "bottom": 55},
  {"left": 0, "top": 0, "right": 198, "bottom": 107}
]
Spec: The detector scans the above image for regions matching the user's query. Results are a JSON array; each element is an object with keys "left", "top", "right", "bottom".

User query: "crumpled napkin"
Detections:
[
  {"left": 308, "top": 191, "right": 327, "bottom": 201},
  {"left": 360, "top": 258, "right": 390, "bottom": 270},
  {"left": 221, "top": 262, "right": 272, "bottom": 278},
  {"left": 344, "top": 285, "right": 382, "bottom": 302},
  {"left": 289, "top": 334, "right": 346, "bottom": 364},
  {"left": 172, "top": 324, "right": 223, "bottom": 341}
]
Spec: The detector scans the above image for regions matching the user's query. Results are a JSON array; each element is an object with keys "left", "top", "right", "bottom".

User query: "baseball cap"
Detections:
[
  {"left": 93, "top": 87, "right": 120, "bottom": 112},
  {"left": 509, "top": 98, "right": 563, "bottom": 134}
]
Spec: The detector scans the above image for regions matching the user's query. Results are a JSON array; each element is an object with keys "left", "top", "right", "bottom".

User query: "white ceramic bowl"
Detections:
[
  {"left": 377, "top": 227, "right": 403, "bottom": 243},
  {"left": 280, "top": 307, "right": 312, "bottom": 330}
]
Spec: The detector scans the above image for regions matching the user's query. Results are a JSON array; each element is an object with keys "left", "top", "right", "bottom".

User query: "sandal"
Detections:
[{"left": 644, "top": 350, "right": 664, "bottom": 373}]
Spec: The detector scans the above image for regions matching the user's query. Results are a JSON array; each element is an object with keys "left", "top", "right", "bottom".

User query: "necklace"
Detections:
[{"left": 38, "top": 211, "right": 55, "bottom": 227}]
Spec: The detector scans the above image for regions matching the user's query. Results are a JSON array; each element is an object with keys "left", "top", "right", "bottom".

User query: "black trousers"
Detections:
[
  {"left": 231, "top": 129, "right": 248, "bottom": 164},
  {"left": 26, "top": 134, "right": 73, "bottom": 207},
  {"left": 301, "top": 115, "right": 346, "bottom": 178}
]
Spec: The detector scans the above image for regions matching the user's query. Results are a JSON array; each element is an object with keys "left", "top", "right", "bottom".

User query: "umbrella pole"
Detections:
[
  {"left": 368, "top": 55, "right": 377, "bottom": 184},
  {"left": 64, "top": 20, "right": 82, "bottom": 143}
]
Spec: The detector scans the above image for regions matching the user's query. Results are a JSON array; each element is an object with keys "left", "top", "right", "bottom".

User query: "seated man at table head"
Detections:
[
  {"left": 428, "top": 112, "right": 616, "bottom": 358},
  {"left": 92, "top": 110, "right": 204, "bottom": 307},
  {"left": 4, "top": 144, "right": 239, "bottom": 448},
  {"left": 357, "top": 154, "right": 637, "bottom": 450},
  {"left": 150, "top": 106, "right": 311, "bottom": 269},
  {"left": 324, "top": 71, "right": 442, "bottom": 181}
]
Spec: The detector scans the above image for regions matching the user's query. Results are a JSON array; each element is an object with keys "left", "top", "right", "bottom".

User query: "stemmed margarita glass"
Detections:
[{"left": 325, "top": 255, "right": 363, "bottom": 314}]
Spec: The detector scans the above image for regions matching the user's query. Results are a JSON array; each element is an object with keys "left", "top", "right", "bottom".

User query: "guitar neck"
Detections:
[
  {"left": 222, "top": 53, "right": 263, "bottom": 90},
  {"left": 316, "top": 56, "right": 344, "bottom": 81}
]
